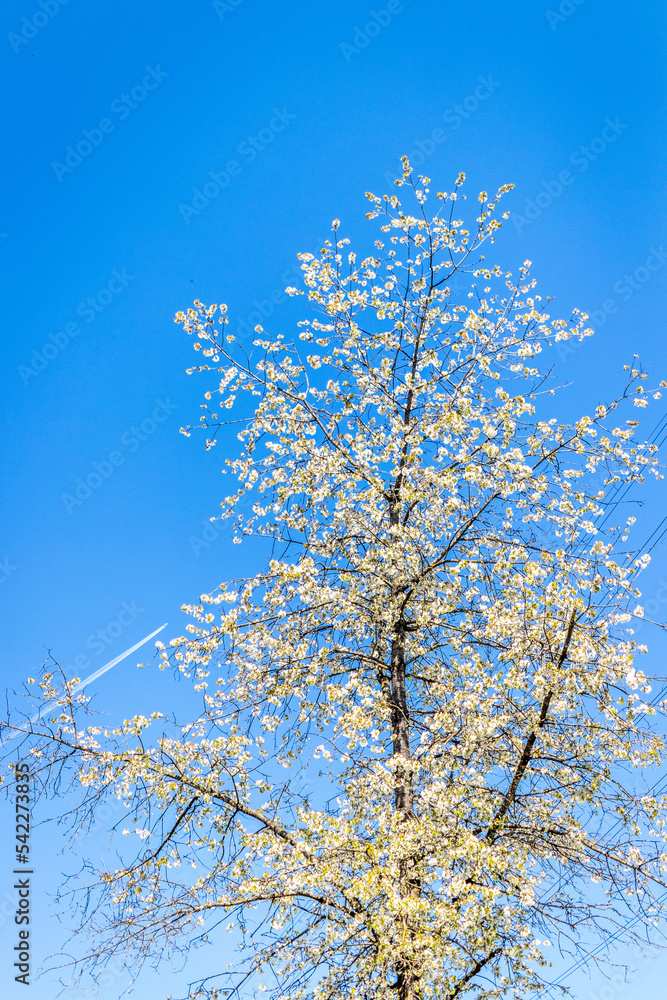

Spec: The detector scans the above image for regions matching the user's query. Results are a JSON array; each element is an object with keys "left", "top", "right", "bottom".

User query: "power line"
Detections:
[
  {"left": 523, "top": 406, "right": 667, "bottom": 996},
  {"left": 532, "top": 889, "right": 667, "bottom": 999}
]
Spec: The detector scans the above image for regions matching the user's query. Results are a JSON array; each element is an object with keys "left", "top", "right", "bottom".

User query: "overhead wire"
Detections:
[{"left": 514, "top": 405, "right": 667, "bottom": 997}]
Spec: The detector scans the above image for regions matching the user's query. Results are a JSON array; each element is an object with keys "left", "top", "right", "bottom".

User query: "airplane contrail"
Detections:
[{"left": 29, "top": 622, "right": 169, "bottom": 724}]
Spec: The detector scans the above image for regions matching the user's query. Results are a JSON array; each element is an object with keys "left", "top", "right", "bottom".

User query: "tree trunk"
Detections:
[{"left": 390, "top": 632, "right": 413, "bottom": 817}]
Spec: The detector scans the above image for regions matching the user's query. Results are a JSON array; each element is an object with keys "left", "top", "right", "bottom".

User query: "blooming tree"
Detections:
[{"left": 6, "top": 163, "right": 667, "bottom": 1000}]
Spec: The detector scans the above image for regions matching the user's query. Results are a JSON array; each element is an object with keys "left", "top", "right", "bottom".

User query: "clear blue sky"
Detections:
[{"left": 1, "top": 1, "right": 666, "bottom": 997}]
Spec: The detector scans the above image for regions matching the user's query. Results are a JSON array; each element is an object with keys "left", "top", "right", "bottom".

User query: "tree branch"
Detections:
[{"left": 485, "top": 611, "right": 577, "bottom": 843}]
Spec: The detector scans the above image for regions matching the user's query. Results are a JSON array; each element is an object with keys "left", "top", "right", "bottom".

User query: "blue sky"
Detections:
[{"left": 1, "top": 0, "right": 666, "bottom": 997}]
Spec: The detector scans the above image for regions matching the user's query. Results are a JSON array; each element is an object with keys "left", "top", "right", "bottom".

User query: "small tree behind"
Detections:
[{"left": 6, "top": 163, "right": 667, "bottom": 1000}]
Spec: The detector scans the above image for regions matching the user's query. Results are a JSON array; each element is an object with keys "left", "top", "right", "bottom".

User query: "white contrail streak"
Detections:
[{"left": 29, "top": 623, "right": 168, "bottom": 724}]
